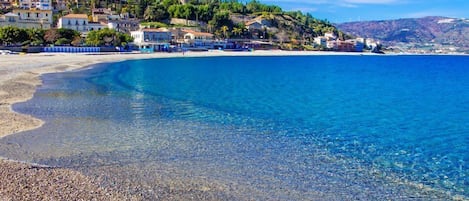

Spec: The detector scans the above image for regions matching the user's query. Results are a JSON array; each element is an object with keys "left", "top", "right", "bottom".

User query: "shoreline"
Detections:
[
  {"left": 0, "top": 51, "right": 467, "bottom": 200},
  {"left": 0, "top": 50, "right": 376, "bottom": 138}
]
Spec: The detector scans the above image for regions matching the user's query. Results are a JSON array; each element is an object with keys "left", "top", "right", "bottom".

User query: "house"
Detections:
[
  {"left": 0, "top": 0, "right": 12, "bottom": 9},
  {"left": 91, "top": 8, "right": 115, "bottom": 22},
  {"left": 54, "top": 0, "right": 67, "bottom": 10},
  {"left": 324, "top": 32, "right": 337, "bottom": 41},
  {"left": 0, "top": 9, "right": 53, "bottom": 29},
  {"left": 130, "top": 28, "right": 172, "bottom": 51},
  {"left": 326, "top": 40, "right": 338, "bottom": 50},
  {"left": 245, "top": 16, "right": 271, "bottom": 31},
  {"left": 337, "top": 40, "right": 355, "bottom": 52},
  {"left": 58, "top": 14, "right": 110, "bottom": 33},
  {"left": 58, "top": 14, "right": 89, "bottom": 32},
  {"left": 183, "top": 29, "right": 223, "bottom": 48},
  {"left": 18, "top": 0, "right": 51, "bottom": 10},
  {"left": 346, "top": 39, "right": 364, "bottom": 52},
  {"left": 108, "top": 19, "right": 140, "bottom": 33},
  {"left": 313, "top": 36, "right": 327, "bottom": 47}
]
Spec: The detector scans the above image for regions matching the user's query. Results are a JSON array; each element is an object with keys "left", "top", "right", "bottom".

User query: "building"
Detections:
[
  {"left": 91, "top": 8, "right": 114, "bottom": 22},
  {"left": 245, "top": 16, "right": 271, "bottom": 31},
  {"left": 108, "top": 19, "right": 140, "bottom": 33},
  {"left": 57, "top": 14, "right": 88, "bottom": 31},
  {"left": 54, "top": 0, "right": 67, "bottom": 10},
  {"left": 324, "top": 32, "right": 337, "bottom": 41},
  {"left": 0, "top": 9, "right": 53, "bottom": 29},
  {"left": 183, "top": 29, "right": 222, "bottom": 48},
  {"left": 337, "top": 40, "right": 355, "bottom": 52},
  {"left": 18, "top": 0, "right": 51, "bottom": 10},
  {"left": 131, "top": 28, "right": 172, "bottom": 51},
  {"left": 313, "top": 36, "right": 327, "bottom": 47},
  {"left": 58, "top": 14, "right": 110, "bottom": 33},
  {"left": 1, "top": 0, "right": 12, "bottom": 9},
  {"left": 326, "top": 40, "right": 338, "bottom": 50}
]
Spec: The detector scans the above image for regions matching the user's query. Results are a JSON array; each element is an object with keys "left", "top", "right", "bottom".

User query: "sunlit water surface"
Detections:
[{"left": 1, "top": 55, "right": 468, "bottom": 200}]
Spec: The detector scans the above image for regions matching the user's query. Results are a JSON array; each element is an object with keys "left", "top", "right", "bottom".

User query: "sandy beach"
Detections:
[{"left": 0, "top": 51, "right": 370, "bottom": 200}]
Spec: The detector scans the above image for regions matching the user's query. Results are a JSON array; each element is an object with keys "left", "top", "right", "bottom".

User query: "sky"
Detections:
[{"left": 259, "top": 0, "right": 469, "bottom": 23}]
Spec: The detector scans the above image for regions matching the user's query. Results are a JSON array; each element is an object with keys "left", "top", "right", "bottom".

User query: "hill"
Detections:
[{"left": 337, "top": 16, "right": 469, "bottom": 53}]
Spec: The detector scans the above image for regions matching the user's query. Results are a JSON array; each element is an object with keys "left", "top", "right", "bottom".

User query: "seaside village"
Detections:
[{"left": 0, "top": 0, "right": 380, "bottom": 53}]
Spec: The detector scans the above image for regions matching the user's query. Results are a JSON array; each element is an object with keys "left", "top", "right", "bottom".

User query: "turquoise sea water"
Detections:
[{"left": 1, "top": 55, "right": 468, "bottom": 200}]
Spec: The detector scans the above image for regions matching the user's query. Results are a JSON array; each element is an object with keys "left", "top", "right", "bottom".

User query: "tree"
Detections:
[
  {"left": 144, "top": 6, "right": 156, "bottom": 21},
  {"left": 0, "top": 26, "right": 29, "bottom": 46},
  {"left": 57, "top": 28, "right": 80, "bottom": 41},
  {"left": 145, "top": 4, "right": 169, "bottom": 22},
  {"left": 85, "top": 28, "right": 133, "bottom": 47},
  {"left": 55, "top": 38, "right": 71, "bottom": 46},
  {"left": 232, "top": 27, "right": 242, "bottom": 38},
  {"left": 209, "top": 10, "right": 232, "bottom": 30},
  {"left": 221, "top": 25, "right": 229, "bottom": 39},
  {"left": 27, "top": 28, "right": 45, "bottom": 46},
  {"left": 71, "top": 36, "right": 83, "bottom": 46},
  {"left": 44, "top": 29, "right": 60, "bottom": 45}
]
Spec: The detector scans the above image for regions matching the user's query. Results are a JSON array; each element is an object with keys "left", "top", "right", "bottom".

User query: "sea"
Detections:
[{"left": 0, "top": 55, "right": 468, "bottom": 200}]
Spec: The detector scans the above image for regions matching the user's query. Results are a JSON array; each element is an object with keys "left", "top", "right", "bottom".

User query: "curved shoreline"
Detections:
[
  {"left": 0, "top": 50, "right": 371, "bottom": 138},
  {"left": 1, "top": 51, "right": 466, "bottom": 200},
  {"left": 0, "top": 51, "right": 370, "bottom": 200}
]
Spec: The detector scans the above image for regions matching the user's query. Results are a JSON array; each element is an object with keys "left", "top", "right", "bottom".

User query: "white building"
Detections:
[
  {"left": 131, "top": 28, "right": 172, "bottom": 51},
  {"left": 58, "top": 14, "right": 110, "bottom": 33},
  {"left": 0, "top": 9, "right": 53, "bottom": 29},
  {"left": 18, "top": 0, "right": 51, "bottom": 10},
  {"left": 183, "top": 29, "right": 219, "bottom": 48},
  {"left": 324, "top": 32, "right": 337, "bottom": 41},
  {"left": 313, "top": 36, "right": 327, "bottom": 47}
]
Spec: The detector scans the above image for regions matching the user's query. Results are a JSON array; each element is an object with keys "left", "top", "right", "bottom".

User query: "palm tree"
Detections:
[
  {"left": 232, "top": 27, "right": 242, "bottom": 38},
  {"left": 221, "top": 25, "right": 229, "bottom": 39}
]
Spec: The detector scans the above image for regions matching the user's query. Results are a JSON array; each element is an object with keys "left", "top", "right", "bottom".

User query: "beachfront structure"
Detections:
[
  {"left": 327, "top": 40, "right": 338, "bottom": 50},
  {"left": 183, "top": 29, "right": 224, "bottom": 48},
  {"left": 18, "top": 0, "right": 51, "bottom": 10},
  {"left": 324, "top": 32, "right": 337, "bottom": 41},
  {"left": 57, "top": 14, "right": 88, "bottom": 31},
  {"left": 0, "top": 9, "right": 52, "bottom": 29},
  {"left": 58, "top": 14, "right": 111, "bottom": 33},
  {"left": 314, "top": 36, "right": 327, "bottom": 47},
  {"left": 131, "top": 28, "right": 172, "bottom": 51}
]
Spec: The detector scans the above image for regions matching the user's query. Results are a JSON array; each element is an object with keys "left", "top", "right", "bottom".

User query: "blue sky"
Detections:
[{"left": 259, "top": 0, "right": 469, "bottom": 23}]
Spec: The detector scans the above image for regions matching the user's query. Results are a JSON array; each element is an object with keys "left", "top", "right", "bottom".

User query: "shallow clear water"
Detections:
[{"left": 1, "top": 55, "right": 468, "bottom": 200}]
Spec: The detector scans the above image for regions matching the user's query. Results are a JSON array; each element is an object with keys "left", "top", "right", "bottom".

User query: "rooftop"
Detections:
[
  {"left": 183, "top": 29, "right": 213, "bottom": 37},
  {"left": 62, "top": 14, "right": 88, "bottom": 19}
]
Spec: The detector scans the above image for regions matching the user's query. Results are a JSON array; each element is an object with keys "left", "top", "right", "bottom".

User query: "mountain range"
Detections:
[{"left": 337, "top": 16, "right": 469, "bottom": 53}]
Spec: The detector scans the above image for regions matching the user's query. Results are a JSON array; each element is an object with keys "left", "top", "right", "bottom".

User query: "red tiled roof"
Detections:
[{"left": 183, "top": 29, "right": 213, "bottom": 37}]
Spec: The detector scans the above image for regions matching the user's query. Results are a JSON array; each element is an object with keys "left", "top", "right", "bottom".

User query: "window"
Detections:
[
  {"left": 36, "top": 13, "right": 39, "bottom": 18},
  {"left": 67, "top": 20, "right": 71, "bottom": 25},
  {"left": 75, "top": 20, "right": 79, "bottom": 25},
  {"left": 27, "top": 13, "right": 30, "bottom": 17}
]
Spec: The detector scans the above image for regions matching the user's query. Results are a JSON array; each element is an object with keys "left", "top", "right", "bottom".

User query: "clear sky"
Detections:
[{"left": 259, "top": 0, "right": 469, "bottom": 23}]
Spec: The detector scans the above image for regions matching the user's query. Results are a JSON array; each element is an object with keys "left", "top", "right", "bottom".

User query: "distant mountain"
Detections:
[{"left": 336, "top": 16, "right": 469, "bottom": 52}]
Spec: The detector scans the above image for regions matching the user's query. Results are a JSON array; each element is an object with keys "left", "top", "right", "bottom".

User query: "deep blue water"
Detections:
[{"left": 1, "top": 55, "right": 468, "bottom": 200}]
